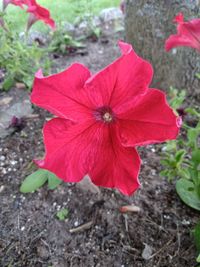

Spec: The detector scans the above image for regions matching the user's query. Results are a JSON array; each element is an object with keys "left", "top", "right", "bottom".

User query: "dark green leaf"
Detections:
[
  {"left": 193, "top": 222, "right": 200, "bottom": 253},
  {"left": 176, "top": 178, "right": 200, "bottom": 211},
  {"left": 20, "top": 169, "right": 48, "bottom": 193},
  {"left": 175, "top": 149, "right": 186, "bottom": 163}
]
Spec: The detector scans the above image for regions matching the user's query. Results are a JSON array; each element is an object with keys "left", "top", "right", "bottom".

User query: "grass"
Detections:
[{"left": 1, "top": 0, "right": 120, "bottom": 32}]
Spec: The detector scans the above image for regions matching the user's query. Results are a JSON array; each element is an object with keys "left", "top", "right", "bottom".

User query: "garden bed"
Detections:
[{"left": 0, "top": 32, "right": 199, "bottom": 267}]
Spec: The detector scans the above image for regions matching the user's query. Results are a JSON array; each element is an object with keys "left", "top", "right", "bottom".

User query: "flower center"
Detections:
[
  {"left": 94, "top": 106, "right": 115, "bottom": 123},
  {"left": 103, "top": 112, "right": 113, "bottom": 122}
]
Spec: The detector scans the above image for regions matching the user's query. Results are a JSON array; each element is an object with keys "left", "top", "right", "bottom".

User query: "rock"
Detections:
[
  {"left": 75, "top": 15, "right": 101, "bottom": 37},
  {"left": 19, "top": 31, "right": 48, "bottom": 45},
  {"left": 62, "top": 21, "right": 75, "bottom": 34},
  {"left": 92, "top": 16, "right": 101, "bottom": 27},
  {"left": 37, "top": 244, "right": 49, "bottom": 260},
  {"left": 0, "top": 90, "right": 32, "bottom": 138},
  {"left": 142, "top": 243, "right": 153, "bottom": 260},
  {"left": 99, "top": 7, "right": 123, "bottom": 23},
  {"left": 76, "top": 175, "right": 101, "bottom": 195}
]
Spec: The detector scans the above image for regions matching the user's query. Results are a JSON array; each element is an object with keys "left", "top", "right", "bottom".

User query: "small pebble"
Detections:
[
  {"left": 10, "top": 160, "right": 17, "bottom": 165},
  {"left": 0, "top": 155, "right": 5, "bottom": 161},
  {"left": 0, "top": 185, "right": 5, "bottom": 193},
  {"left": 2, "top": 168, "right": 7, "bottom": 174},
  {"left": 182, "top": 219, "right": 190, "bottom": 225},
  {"left": 74, "top": 221, "right": 79, "bottom": 227},
  {"left": 163, "top": 214, "right": 170, "bottom": 219}
]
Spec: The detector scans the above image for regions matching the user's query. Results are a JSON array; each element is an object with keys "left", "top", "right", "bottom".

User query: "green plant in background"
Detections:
[
  {"left": 168, "top": 86, "right": 186, "bottom": 110},
  {"left": 50, "top": 24, "right": 85, "bottom": 55},
  {"left": 0, "top": 16, "right": 50, "bottom": 91},
  {"left": 161, "top": 88, "right": 200, "bottom": 211},
  {"left": 161, "top": 88, "right": 200, "bottom": 263}
]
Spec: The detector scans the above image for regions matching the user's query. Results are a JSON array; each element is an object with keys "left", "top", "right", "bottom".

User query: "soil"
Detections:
[{"left": 0, "top": 31, "right": 199, "bottom": 267}]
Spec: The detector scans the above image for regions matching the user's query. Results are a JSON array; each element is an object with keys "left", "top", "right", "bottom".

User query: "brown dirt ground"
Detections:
[{"left": 0, "top": 32, "right": 199, "bottom": 267}]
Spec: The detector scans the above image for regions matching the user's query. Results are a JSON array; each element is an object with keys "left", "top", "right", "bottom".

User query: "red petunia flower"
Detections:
[
  {"left": 31, "top": 41, "right": 180, "bottom": 196},
  {"left": 165, "top": 12, "right": 200, "bottom": 52},
  {"left": 26, "top": 0, "right": 56, "bottom": 30}
]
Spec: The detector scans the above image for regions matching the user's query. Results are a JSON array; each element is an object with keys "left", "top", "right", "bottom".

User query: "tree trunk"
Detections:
[{"left": 125, "top": 0, "right": 200, "bottom": 99}]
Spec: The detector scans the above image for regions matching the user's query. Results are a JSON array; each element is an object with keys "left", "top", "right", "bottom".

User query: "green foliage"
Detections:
[
  {"left": 168, "top": 86, "right": 186, "bottom": 110},
  {"left": 56, "top": 208, "right": 69, "bottom": 221},
  {"left": 47, "top": 172, "right": 62, "bottom": 190},
  {"left": 50, "top": 26, "right": 84, "bottom": 55},
  {"left": 20, "top": 169, "right": 48, "bottom": 193},
  {"left": 160, "top": 90, "right": 200, "bottom": 211},
  {"left": 176, "top": 179, "right": 200, "bottom": 210},
  {"left": 20, "top": 169, "right": 62, "bottom": 193},
  {"left": 0, "top": 17, "right": 50, "bottom": 91}
]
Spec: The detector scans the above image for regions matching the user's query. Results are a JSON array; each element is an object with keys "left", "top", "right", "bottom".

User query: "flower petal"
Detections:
[
  {"left": 165, "top": 14, "right": 200, "bottom": 52},
  {"left": 165, "top": 34, "right": 199, "bottom": 51},
  {"left": 89, "top": 125, "right": 141, "bottom": 196},
  {"left": 26, "top": 0, "right": 56, "bottom": 29},
  {"left": 31, "top": 63, "right": 92, "bottom": 122},
  {"left": 35, "top": 117, "right": 99, "bottom": 182},
  {"left": 85, "top": 41, "right": 153, "bottom": 110},
  {"left": 36, "top": 118, "right": 140, "bottom": 196},
  {"left": 118, "top": 89, "right": 180, "bottom": 146}
]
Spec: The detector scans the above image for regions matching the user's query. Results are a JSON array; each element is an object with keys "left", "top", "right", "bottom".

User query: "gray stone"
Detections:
[
  {"left": 62, "top": 21, "right": 75, "bottom": 34},
  {"left": 19, "top": 31, "right": 48, "bottom": 45},
  {"left": 142, "top": 243, "right": 153, "bottom": 260},
  {"left": 0, "top": 90, "right": 32, "bottom": 138},
  {"left": 99, "top": 7, "right": 124, "bottom": 23}
]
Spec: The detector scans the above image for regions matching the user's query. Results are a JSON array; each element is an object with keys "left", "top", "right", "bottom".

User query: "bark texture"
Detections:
[{"left": 125, "top": 0, "right": 200, "bottom": 98}]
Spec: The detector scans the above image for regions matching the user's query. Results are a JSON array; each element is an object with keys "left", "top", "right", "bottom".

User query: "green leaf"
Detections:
[
  {"left": 178, "top": 168, "right": 190, "bottom": 179},
  {"left": 2, "top": 77, "right": 14, "bottom": 91},
  {"left": 20, "top": 169, "right": 48, "bottom": 193},
  {"left": 56, "top": 208, "right": 69, "bottom": 221},
  {"left": 47, "top": 171, "right": 62, "bottom": 190},
  {"left": 187, "top": 128, "right": 199, "bottom": 148},
  {"left": 185, "top": 107, "right": 200, "bottom": 118},
  {"left": 165, "top": 140, "right": 177, "bottom": 151},
  {"left": 193, "top": 222, "right": 200, "bottom": 253},
  {"left": 159, "top": 169, "right": 170, "bottom": 177},
  {"left": 175, "top": 149, "right": 186, "bottom": 163},
  {"left": 197, "top": 254, "right": 200, "bottom": 263},
  {"left": 176, "top": 178, "right": 200, "bottom": 211},
  {"left": 192, "top": 150, "right": 200, "bottom": 165}
]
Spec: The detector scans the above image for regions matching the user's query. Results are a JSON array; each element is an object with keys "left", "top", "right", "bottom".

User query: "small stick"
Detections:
[
  {"left": 120, "top": 205, "right": 141, "bottom": 213},
  {"left": 24, "top": 114, "right": 39, "bottom": 120},
  {"left": 69, "top": 221, "right": 93, "bottom": 233}
]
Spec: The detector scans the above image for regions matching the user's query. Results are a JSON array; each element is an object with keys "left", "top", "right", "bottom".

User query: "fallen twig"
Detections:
[{"left": 69, "top": 221, "right": 93, "bottom": 233}]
